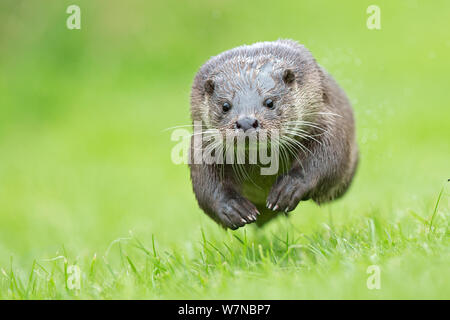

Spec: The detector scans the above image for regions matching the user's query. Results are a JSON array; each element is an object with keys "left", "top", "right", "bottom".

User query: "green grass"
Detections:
[
  {"left": 1, "top": 198, "right": 449, "bottom": 299},
  {"left": 0, "top": 0, "right": 449, "bottom": 299}
]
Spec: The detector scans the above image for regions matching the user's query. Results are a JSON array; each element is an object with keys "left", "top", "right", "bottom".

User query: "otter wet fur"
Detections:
[{"left": 189, "top": 39, "right": 358, "bottom": 230}]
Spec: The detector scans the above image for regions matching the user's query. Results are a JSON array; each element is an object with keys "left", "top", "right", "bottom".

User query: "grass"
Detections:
[
  {"left": 0, "top": 0, "right": 449, "bottom": 299},
  {"left": 1, "top": 195, "right": 449, "bottom": 299}
]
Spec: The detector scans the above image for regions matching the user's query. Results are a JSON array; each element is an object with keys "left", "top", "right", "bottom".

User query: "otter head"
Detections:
[
  {"left": 202, "top": 64, "right": 298, "bottom": 134},
  {"left": 191, "top": 41, "right": 325, "bottom": 151}
]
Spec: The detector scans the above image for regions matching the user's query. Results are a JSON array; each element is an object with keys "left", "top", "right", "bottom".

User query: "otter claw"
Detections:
[
  {"left": 217, "top": 196, "right": 259, "bottom": 229},
  {"left": 266, "top": 174, "right": 310, "bottom": 214}
]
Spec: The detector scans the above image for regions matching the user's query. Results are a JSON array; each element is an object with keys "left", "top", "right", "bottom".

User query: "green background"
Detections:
[{"left": 0, "top": 0, "right": 448, "bottom": 299}]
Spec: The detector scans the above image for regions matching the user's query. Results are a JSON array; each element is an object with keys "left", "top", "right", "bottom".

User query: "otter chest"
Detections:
[{"left": 239, "top": 167, "right": 278, "bottom": 206}]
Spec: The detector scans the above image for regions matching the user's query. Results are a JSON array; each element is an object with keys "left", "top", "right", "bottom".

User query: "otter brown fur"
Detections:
[{"left": 189, "top": 39, "right": 358, "bottom": 229}]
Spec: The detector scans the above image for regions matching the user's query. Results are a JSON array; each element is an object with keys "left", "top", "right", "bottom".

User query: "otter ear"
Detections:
[
  {"left": 204, "top": 79, "right": 215, "bottom": 95},
  {"left": 282, "top": 69, "right": 296, "bottom": 85}
]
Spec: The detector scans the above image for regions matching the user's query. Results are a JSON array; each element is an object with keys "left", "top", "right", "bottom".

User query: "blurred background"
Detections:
[{"left": 0, "top": 0, "right": 448, "bottom": 298}]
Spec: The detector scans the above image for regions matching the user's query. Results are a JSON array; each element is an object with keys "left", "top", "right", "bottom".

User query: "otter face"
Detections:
[{"left": 202, "top": 61, "right": 299, "bottom": 139}]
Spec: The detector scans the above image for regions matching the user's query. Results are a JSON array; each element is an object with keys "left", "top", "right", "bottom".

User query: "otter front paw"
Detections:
[
  {"left": 215, "top": 196, "right": 260, "bottom": 230},
  {"left": 266, "top": 175, "right": 310, "bottom": 213}
]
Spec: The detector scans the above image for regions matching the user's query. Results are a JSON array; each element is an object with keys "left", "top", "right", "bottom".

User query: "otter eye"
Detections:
[
  {"left": 264, "top": 98, "right": 274, "bottom": 109},
  {"left": 222, "top": 102, "right": 231, "bottom": 112}
]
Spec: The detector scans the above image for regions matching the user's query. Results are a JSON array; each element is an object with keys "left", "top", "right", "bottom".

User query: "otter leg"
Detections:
[
  {"left": 266, "top": 125, "right": 355, "bottom": 213},
  {"left": 266, "top": 164, "right": 315, "bottom": 213},
  {"left": 190, "top": 163, "right": 259, "bottom": 230},
  {"left": 214, "top": 191, "right": 260, "bottom": 229}
]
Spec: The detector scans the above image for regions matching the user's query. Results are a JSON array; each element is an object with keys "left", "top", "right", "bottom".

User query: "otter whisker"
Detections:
[
  {"left": 281, "top": 134, "right": 314, "bottom": 157},
  {"left": 283, "top": 122, "right": 325, "bottom": 131},
  {"left": 232, "top": 162, "right": 247, "bottom": 185},
  {"left": 275, "top": 136, "right": 291, "bottom": 174},
  {"left": 283, "top": 130, "right": 312, "bottom": 143},
  {"left": 284, "top": 125, "right": 326, "bottom": 138},
  {"left": 284, "top": 121, "right": 334, "bottom": 138},
  {"left": 283, "top": 129, "right": 324, "bottom": 146},
  {"left": 162, "top": 124, "right": 195, "bottom": 132},
  {"left": 189, "top": 129, "right": 221, "bottom": 137},
  {"left": 284, "top": 120, "right": 327, "bottom": 130},
  {"left": 302, "top": 111, "right": 342, "bottom": 118},
  {"left": 279, "top": 137, "right": 304, "bottom": 170}
]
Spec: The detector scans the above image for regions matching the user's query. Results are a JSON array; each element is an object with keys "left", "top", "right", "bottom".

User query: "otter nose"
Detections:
[{"left": 235, "top": 117, "right": 259, "bottom": 131}]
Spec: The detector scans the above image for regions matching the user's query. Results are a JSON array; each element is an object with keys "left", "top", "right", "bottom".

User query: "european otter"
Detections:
[{"left": 189, "top": 40, "right": 358, "bottom": 229}]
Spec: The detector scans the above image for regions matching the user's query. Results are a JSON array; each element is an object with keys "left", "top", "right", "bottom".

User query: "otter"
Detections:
[{"left": 189, "top": 39, "right": 358, "bottom": 229}]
